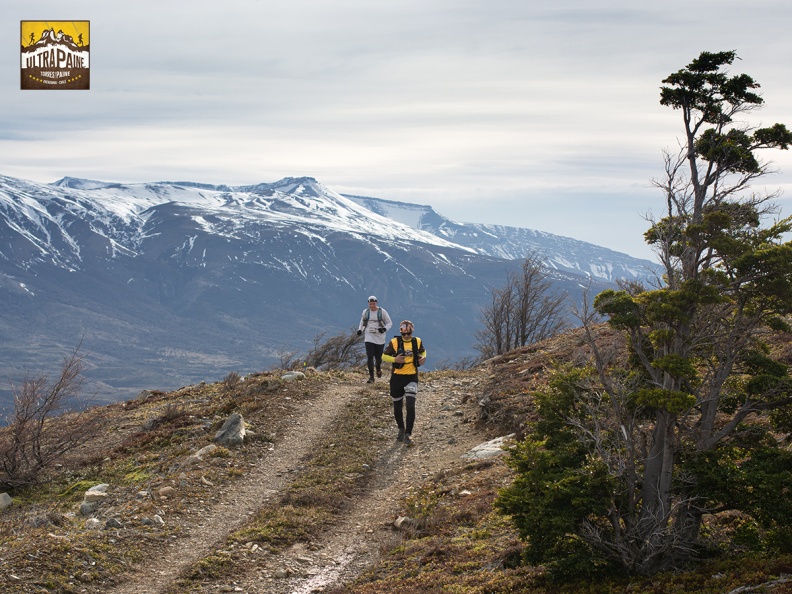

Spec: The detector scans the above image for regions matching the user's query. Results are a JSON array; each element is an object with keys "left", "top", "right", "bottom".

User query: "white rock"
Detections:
[
  {"left": 83, "top": 491, "right": 107, "bottom": 503},
  {"left": 461, "top": 434, "right": 516, "bottom": 460},
  {"left": 158, "top": 486, "right": 176, "bottom": 497},
  {"left": 84, "top": 484, "right": 110, "bottom": 503},
  {"left": 195, "top": 444, "right": 218, "bottom": 458},
  {"left": 393, "top": 516, "right": 411, "bottom": 529},
  {"left": 48, "top": 532, "right": 70, "bottom": 541}
]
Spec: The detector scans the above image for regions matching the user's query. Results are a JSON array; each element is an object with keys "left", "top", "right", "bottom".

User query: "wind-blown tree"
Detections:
[
  {"left": 303, "top": 328, "right": 365, "bottom": 370},
  {"left": 498, "top": 51, "right": 792, "bottom": 576}
]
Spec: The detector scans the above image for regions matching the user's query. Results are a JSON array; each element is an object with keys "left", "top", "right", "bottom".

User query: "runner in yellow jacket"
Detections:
[{"left": 382, "top": 320, "right": 426, "bottom": 445}]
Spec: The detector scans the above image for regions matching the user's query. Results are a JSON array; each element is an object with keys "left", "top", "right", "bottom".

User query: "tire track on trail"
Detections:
[
  {"left": 106, "top": 381, "right": 363, "bottom": 594},
  {"left": 202, "top": 375, "right": 487, "bottom": 594}
]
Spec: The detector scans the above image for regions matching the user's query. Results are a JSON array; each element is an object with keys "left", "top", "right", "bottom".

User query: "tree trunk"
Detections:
[
  {"left": 639, "top": 410, "right": 676, "bottom": 542},
  {"left": 671, "top": 499, "right": 703, "bottom": 564}
]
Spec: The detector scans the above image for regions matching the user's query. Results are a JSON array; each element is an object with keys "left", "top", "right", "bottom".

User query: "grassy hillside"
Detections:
[{"left": 0, "top": 330, "right": 790, "bottom": 593}]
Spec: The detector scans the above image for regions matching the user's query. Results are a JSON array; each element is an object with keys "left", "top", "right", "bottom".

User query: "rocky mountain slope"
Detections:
[
  {"left": 0, "top": 174, "right": 656, "bottom": 408},
  {"left": 345, "top": 193, "right": 659, "bottom": 282}
]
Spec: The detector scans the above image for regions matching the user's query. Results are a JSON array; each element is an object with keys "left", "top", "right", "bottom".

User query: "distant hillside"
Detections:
[{"left": 0, "top": 173, "right": 649, "bottom": 408}]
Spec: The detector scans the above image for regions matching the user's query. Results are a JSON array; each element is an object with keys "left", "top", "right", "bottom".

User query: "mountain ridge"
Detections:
[
  {"left": 0, "top": 173, "right": 655, "bottom": 407},
  {"left": 344, "top": 192, "right": 659, "bottom": 282}
]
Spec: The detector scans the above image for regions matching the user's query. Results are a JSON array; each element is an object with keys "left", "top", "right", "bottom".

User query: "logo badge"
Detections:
[{"left": 21, "top": 21, "right": 90, "bottom": 90}]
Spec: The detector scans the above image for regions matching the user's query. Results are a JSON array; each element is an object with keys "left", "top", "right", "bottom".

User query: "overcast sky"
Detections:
[{"left": 3, "top": 1, "right": 792, "bottom": 259}]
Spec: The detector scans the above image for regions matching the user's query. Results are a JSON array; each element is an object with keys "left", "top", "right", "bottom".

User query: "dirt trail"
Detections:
[{"left": 106, "top": 373, "right": 488, "bottom": 594}]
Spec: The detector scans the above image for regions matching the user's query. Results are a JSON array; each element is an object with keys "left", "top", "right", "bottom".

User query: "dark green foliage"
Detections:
[
  {"left": 695, "top": 128, "right": 759, "bottom": 174},
  {"left": 496, "top": 438, "right": 614, "bottom": 578},
  {"left": 659, "top": 51, "right": 762, "bottom": 124},
  {"left": 633, "top": 387, "right": 695, "bottom": 414},
  {"left": 682, "top": 445, "right": 792, "bottom": 554},
  {"left": 496, "top": 370, "right": 616, "bottom": 578},
  {"left": 593, "top": 289, "right": 640, "bottom": 328}
]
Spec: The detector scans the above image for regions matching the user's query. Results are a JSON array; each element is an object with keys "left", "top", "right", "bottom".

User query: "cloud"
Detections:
[{"left": 3, "top": 0, "right": 792, "bottom": 259}]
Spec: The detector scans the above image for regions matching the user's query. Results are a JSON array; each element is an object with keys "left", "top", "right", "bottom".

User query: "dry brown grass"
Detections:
[
  {"left": 330, "top": 326, "right": 792, "bottom": 594},
  {"left": 0, "top": 329, "right": 790, "bottom": 593},
  {"left": 0, "top": 370, "right": 324, "bottom": 593}
]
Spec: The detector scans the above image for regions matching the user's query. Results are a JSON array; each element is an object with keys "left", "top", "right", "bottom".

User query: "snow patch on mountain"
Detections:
[
  {"left": 1, "top": 171, "right": 647, "bottom": 406},
  {"left": 0, "top": 175, "right": 660, "bottom": 285}
]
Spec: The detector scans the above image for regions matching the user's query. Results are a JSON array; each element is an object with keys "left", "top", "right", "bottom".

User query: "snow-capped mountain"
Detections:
[
  {"left": 345, "top": 194, "right": 659, "bottom": 283},
  {"left": 0, "top": 174, "right": 651, "bottom": 408}
]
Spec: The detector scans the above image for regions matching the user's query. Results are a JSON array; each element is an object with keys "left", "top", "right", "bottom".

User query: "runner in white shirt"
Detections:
[{"left": 356, "top": 295, "right": 393, "bottom": 383}]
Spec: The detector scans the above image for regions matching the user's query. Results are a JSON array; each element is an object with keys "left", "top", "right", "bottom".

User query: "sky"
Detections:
[{"left": 3, "top": 1, "right": 792, "bottom": 260}]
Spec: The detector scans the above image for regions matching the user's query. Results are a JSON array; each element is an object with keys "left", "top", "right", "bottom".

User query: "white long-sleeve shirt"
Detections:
[{"left": 358, "top": 306, "right": 393, "bottom": 345}]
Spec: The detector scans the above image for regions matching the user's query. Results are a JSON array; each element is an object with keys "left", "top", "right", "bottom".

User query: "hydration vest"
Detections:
[
  {"left": 391, "top": 336, "right": 424, "bottom": 369},
  {"left": 362, "top": 308, "right": 385, "bottom": 328}
]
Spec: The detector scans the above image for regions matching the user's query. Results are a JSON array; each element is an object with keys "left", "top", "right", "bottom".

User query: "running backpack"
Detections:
[
  {"left": 362, "top": 308, "right": 385, "bottom": 328},
  {"left": 392, "top": 336, "right": 424, "bottom": 369}
]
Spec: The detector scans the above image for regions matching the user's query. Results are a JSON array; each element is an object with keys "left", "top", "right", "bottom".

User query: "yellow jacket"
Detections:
[{"left": 382, "top": 336, "right": 426, "bottom": 375}]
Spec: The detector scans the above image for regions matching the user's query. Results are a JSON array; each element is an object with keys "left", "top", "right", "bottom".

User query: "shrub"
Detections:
[{"left": 0, "top": 347, "right": 105, "bottom": 491}]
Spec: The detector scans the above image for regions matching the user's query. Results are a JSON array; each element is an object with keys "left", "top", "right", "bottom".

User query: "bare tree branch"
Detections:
[{"left": 0, "top": 345, "right": 105, "bottom": 491}]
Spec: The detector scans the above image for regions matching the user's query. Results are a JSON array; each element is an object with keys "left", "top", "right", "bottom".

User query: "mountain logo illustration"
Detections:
[{"left": 20, "top": 21, "right": 90, "bottom": 90}]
